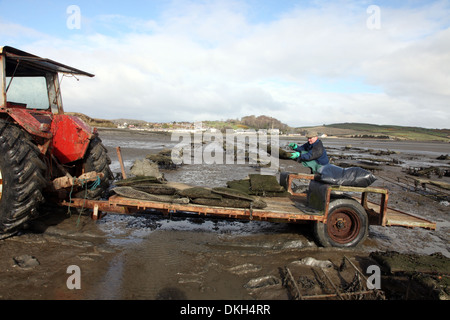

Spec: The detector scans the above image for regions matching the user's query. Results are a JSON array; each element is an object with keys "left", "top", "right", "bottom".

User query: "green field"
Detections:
[{"left": 302, "top": 123, "right": 450, "bottom": 142}]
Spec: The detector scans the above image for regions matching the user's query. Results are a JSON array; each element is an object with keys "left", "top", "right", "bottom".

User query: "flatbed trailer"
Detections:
[{"left": 59, "top": 173, "right": 436, "bottom": 248}]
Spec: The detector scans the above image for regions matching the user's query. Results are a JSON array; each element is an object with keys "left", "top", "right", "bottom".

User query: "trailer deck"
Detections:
[{"left": 61, "top": 175, "right": 436, "bottom": 231}]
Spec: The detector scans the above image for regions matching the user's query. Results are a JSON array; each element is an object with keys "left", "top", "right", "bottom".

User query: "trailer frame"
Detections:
[{"left": 59, "top": 172, "right": 436, "bottom": 247}]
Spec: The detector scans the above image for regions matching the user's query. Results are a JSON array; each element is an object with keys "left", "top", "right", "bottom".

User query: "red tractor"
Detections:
[{"left": 0, "top": 46, "right": 113, "bottom": 237}]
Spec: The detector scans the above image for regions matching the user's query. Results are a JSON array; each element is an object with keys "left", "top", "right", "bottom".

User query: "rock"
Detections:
[
  {"left": 244, "top": 275, "right": 280, "bottom": 289},
  {"left": 13, "top": 255, "right": 40, "bottom": 268},
  {"left": 294, "top": 257, "right": 333, "bottom": 268},
  {"left": 436, "top": 154, "right": 450, "bottom": 160},
  {"left": 130, "top": 159, "right": 164, "bottom": 180},
  {"left": 146, "top": 148, "right": 181, "bottom": 169}
]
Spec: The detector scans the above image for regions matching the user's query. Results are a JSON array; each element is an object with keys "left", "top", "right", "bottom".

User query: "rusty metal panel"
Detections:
[
  {"left": 6, "top": 107, "right": 53, "bottom": 138},
  {"left": 385, "top": 209, "right": 436, "bottom": 230},
  {"left": 285, "top": 173, "right": 315, "bottom": 196},
  {"left": 63, "top": 198, "right": 129, "bottom": 214},
  {"left": 63, "top": 195, "right": 327, "bottom": 224},
  {"left": 51, "top": 114, "right": 93, "bottom": 163}
]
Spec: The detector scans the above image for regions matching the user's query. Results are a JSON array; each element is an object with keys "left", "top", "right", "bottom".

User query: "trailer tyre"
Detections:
[
  {"left": 314, "top": 198, "right": 368, "bottom": 247},
  {"left": 0, "top": 120, "right": 47, "bottom": 236}
]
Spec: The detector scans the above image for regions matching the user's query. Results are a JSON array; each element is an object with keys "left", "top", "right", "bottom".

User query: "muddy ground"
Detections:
[{"left": 1, "top": 129, "right": 449, "bottom": 304}]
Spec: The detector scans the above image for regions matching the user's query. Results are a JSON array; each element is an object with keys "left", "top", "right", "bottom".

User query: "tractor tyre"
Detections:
[
  {"left": 0, "top": 119, "right": 47, "bottom": 237},
  {"left": 313, "top": 198, "right": 368, "bottom": 248},
  {"left": 73, "top": 136, "right": 113, "bottom": 199}
]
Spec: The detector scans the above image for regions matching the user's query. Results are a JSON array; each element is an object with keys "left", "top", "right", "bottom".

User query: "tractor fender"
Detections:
[{"left": 51, "top": 114, "right": 93, "bottom": 164}]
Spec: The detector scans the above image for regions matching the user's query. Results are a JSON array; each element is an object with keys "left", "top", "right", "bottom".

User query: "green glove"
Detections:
[
  {"left": 289, "top": 143, "right": 298, "bottom": 149},
  {"left": 290, "top": 152, "right": 300, "bottom": 159}
]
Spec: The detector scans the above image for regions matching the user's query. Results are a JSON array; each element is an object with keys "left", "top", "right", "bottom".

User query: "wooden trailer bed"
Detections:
[{"left": 62, "top": 179, "right": 436, "bottom": 230}]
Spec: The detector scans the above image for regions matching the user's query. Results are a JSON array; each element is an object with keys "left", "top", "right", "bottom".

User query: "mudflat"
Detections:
[{"left": 1, "top": 129, "right": 449, "bottom": 301}]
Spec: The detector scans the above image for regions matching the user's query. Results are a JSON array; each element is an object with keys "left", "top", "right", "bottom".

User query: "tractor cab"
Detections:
[
  {"left": 1, "top": 46, "right": 94, "bottom": 114},
  {"left": 0, "top": 46, "right": 96, "bottom": 163}
]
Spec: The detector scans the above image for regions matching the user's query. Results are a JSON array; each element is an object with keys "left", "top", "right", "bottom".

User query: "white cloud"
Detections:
[
  {"left": 0, "top": 20, "right": 50, "bottom": 43},
  {"left": 3, "top": 1, "right": 450, "bottom": 128}
]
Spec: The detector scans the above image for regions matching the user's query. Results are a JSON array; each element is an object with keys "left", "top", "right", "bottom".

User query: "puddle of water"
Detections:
[{"left": 97, "top": 210, "right": 306, "bottom": 246}]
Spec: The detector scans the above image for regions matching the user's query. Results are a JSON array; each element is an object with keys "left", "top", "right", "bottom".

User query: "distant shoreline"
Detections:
[
  {"left": 68, "top": 111, "right": 449, "bottom": 142},
  {"left": 97, "top": 127, "right": 450, "bottom": 143}
]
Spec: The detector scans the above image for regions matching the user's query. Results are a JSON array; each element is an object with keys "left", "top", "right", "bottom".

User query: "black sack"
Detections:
[{"left": 316, "top": 164, "right": 377, "bottom": 187}]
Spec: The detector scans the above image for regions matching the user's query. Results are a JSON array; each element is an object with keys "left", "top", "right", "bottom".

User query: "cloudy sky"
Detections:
[{"left": 1, "top": 0, "right": 449, "bottom": 128}]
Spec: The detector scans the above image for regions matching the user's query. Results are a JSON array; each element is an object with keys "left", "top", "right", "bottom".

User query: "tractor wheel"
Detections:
[
  {"left": 73, "top": 136, "right": 113, "bottom": 199},
  {"left": 0, "top": 120, "right": 47, "bottom": 237},
  {"left": 314, "top": 198, "right": 368, "bottom": 247}
]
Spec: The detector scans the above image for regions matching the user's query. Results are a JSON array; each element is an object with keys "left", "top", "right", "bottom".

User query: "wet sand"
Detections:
[{"left": 0, "top": 128, "right": 449, "bottom": 303}]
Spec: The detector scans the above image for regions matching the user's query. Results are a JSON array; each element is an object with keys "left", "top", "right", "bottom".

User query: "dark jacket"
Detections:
[{"left": 294, "top": 139, "right": 329, "bottom": 165}]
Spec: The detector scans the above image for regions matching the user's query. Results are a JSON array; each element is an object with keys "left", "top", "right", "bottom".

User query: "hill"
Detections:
[
  {"left": 299, "top": 123, "right": 450, "bottom": 142},
  {"left": 205, "top": 115, "right": 290, "bottom": 132},
  {"left": 64, "top": 112, "right": 449, "bottom": 142},
  {"left": 65, "top": 112, "right": 116, "bottom": 128}
]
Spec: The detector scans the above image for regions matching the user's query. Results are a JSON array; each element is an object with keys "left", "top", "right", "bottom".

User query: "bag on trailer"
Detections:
[{"left": 317, "top": 164, "right": 377, "bottom": 188}]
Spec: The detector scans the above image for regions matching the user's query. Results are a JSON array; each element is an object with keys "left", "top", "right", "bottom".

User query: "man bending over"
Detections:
[{"left": 289, "top": 131, "right": 329, "bottom": 173}]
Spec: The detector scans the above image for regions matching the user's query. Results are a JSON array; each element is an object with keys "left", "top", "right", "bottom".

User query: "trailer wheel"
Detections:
[
  {"left": 0, "top": 120, "right": 47, "bottom": 237},
  {"left": 314, "top": 198, "right": 368, "bottom": 247},
  {"left": 73, "top": 136, "right": 113, "bottom": 199}
]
